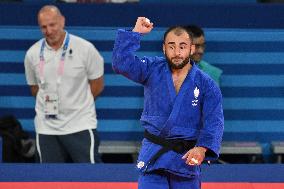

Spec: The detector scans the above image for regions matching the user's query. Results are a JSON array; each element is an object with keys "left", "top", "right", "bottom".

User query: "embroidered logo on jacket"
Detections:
[
  {"left": 137, "top": 161, "right": 145, "bottom": 169},
  {"left": 192, "top": 87, "right": 199, "bottom": 106}
]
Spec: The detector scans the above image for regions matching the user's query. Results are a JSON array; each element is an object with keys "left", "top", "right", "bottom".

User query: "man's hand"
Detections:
[
  {"left": 182, "top": 146, "right": 207, "bottom": 166},
  {"left": 132, "top": 17, "right": 154, "bottom": 34}
]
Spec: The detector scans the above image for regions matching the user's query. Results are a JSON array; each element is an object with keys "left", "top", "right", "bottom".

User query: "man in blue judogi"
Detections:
[{"left": 112, "top": 17, "right": 224, "bottom": 189}]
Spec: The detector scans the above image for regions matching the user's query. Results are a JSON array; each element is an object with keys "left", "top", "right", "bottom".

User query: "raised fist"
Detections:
[{"left": 132, "top": 17, "right": 154, "bottom": 34}]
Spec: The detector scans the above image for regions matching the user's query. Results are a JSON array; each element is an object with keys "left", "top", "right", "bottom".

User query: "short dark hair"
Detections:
[
  {"left": 185, "top": 25, "right": 204, "bottom": 38},
  {"left": 163, "top": 26, "right": 193, "bottom": 43}
]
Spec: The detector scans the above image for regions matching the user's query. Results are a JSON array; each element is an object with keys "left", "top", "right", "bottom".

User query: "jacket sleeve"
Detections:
[
  {"left": 196, "top": 80, "right": 224, "bottom": 161},
  {"left": 112, "top": 29, "right": 153, "bottom": 84}
]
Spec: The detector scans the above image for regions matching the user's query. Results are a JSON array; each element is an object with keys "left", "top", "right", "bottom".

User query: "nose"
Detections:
[
  {"left": 174, "top": 48, "right": 181, "bottom": 55},
  {"left": 45, "top": 26, "right": 52, "bottom": 36}
]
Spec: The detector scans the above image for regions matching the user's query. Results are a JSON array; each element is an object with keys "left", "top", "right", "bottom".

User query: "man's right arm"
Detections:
[
  {"left": 24, "top": 50, "right": 39, "bottom": 97},
  {"left": 112, "top": 17, "right": 154, "bottom": 84}
]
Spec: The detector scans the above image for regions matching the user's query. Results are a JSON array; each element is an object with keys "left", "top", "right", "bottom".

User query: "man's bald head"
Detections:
[
  {"left": 37, "top": 5, "right": 65, "bottom": 49},
  {"left": 38, "top": 5, "right": 63, "bottom": 23}
]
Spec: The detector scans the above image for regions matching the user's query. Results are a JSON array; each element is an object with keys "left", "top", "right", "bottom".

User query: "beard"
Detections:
[{"left": 166, "top": 53, "right": 190, "bottom": 70}]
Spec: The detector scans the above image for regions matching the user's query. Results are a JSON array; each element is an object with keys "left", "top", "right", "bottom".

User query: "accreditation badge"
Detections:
[{"left": 43, "top": 92, "right": 59, "bottom": 117}]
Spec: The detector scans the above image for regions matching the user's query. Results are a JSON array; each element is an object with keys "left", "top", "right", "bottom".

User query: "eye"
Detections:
[{"left": 180, "top": 45, "right": 186, "bottom": 50}]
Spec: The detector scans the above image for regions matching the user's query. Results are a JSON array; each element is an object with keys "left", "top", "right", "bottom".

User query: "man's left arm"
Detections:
[
  {"left": 85, "top": 42, "right": 104, "bottom": 99},
  {"left": 197, "top": 82, "right": 224, "bottom": 160},
  {"left": 183, "top": 81, "right": 224, "bottom": 165},
  {"left": 89, "top": 76, "right": 104, "bottom": 100}
]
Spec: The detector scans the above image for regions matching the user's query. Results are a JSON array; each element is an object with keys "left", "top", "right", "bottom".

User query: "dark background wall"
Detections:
[{"left": 0, "top": 2, "right": 284, "bottom": 28}]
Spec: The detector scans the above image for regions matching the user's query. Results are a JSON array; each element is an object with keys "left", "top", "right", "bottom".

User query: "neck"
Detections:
[{"left": 172, "top": 63, "right": 191, "bottom": 76}]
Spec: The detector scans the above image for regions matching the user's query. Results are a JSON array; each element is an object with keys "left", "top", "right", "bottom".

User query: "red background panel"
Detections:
[{"left": 0, "top": 182, "right": 284, "bottom": 189}]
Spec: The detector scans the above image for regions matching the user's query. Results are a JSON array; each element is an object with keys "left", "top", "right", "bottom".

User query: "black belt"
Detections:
[{"left": 143, "top": 130, "right": 196, "bottom": 172}]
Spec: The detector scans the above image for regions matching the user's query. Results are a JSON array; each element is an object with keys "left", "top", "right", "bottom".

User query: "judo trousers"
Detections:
[{"left": 138, "top": 169, "right": 201, "bottom": 189}]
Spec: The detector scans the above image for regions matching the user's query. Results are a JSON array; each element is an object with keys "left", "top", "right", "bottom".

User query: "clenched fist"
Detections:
[
  {"left": 182, "top": 146, "right": 207, "bottom": 166},
  {"left": 132, "top": 17, "right": 154, "bottom": 34}
]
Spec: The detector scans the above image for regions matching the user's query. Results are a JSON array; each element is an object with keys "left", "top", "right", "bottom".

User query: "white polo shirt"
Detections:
[{"left": 24, "top": 33, "right": 104, "bottom": 135}]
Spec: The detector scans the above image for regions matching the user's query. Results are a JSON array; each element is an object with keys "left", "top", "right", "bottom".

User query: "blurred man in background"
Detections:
[
  {"left": 24, "top": 5, "right": 104, "bottom": 163},
  {"left": 186, "top": 25, "right": 223, "bottom": 86}
]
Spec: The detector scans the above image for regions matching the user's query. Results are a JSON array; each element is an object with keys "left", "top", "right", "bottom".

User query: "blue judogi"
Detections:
[{"left": 112, "top": 29, "right": 224, "bottom": 188}]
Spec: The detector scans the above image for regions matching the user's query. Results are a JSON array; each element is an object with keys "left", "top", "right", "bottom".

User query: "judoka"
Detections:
[{"left": 112, "top": 17, "right": 224, "bottom": 189}]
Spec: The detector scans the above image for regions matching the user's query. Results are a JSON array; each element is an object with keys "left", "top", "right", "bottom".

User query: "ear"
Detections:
[
  {"left": 162, "top": 44, "right": 165, "bottom": 55},
  {"left": 190, "top": 44, "right": 196, "bottom": 55},
  {"left": 61, "top": 15, "right": 66, "bottom": 28}
]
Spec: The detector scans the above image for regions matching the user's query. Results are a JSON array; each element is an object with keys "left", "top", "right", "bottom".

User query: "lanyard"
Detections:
[{"left": 39, "top": 32, "right": 70, "bottom": 85}]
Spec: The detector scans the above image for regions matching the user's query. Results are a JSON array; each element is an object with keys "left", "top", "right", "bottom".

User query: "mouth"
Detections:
[
  {"left": 172, "top": 57, "right": 183, "bottom": 62},
  {"left": 47, "top": 36, "right": 55, "bottom": 40}
]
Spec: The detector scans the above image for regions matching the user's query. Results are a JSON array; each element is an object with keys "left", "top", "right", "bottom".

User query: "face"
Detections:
[
  {"left": 38, "top": 9, "right": 65, "bottom": 47},
  {"left": 163, "top": 30, "right": 193, "bottom": 70},
  {"left": 191, "top": 35, "right": 205, "bottom": 63}
]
